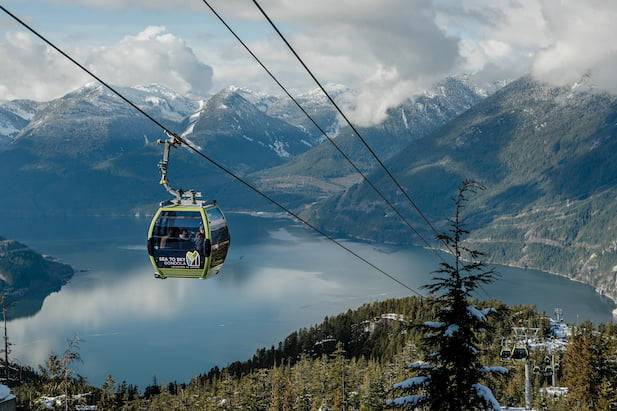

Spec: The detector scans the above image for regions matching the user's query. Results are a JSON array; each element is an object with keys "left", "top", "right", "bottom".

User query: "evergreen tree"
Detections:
[
  {"left": 144, "top": 375, "right": 161, "bottom": 399},
  {"left": 116, "top": 379, "right": 128, "bottom": 405},
  {"left": 167, "top": 381, "right": 178, "bottom": 395},
  {"left": 563, "top": 323, "right": 617, "bottom": 410},
  {"left": 389, "top": 181, "right": 506, "bottom": 410},
  {"left": 330, "top": 342, "right": 348, "bottom": 410},
  {"left": 98, "top": 374, "right": 116, "bottom": 410},
  {"left": 269, "top": 365, "right": 285, "bottom": 410},
  {"left": 41, "top": 336, "right": 83, "bottom": 411},
  {"left": 361, "top": 362, "right": 386, "bottom": 411},
  {"left": 127, "top": 383, "right": 139, "bottom": 401},
  {"left": 291, "top": 355, "right": 313, "bottom": 411}
]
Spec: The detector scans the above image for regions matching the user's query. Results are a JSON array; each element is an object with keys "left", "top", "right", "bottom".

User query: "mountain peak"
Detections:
[
  {"left": 133, "top": 83, "right": 184, "bottom": 98},
  {"left": 301, "top": 83, "right": 351, "bottom": 102}
]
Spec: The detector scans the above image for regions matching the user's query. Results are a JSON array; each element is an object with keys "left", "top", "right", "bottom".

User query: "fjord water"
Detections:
[{"left": 2, "top": 213, "right": 614, "bottom": 387}]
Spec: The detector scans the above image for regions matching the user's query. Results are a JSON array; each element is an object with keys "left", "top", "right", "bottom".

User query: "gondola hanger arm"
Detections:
[{"left": 157, "top": 131, "right": 190, "bottom": 204}]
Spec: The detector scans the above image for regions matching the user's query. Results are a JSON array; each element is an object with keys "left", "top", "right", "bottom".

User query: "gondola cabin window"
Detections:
[
  {"left": 152, "top": 211, "right": 205, "bottom": 269},
  {"left": 206, "top": 207, "right": 230, "bottom": 268}
]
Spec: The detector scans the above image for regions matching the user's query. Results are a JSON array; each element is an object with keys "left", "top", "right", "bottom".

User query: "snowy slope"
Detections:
[
  {"left": 65, "top": 82, "right": 200, "bottom": 122},
  {"left": 251, "top": 76, "right": 487, "bottom": 203},
  {"left": 14, "top": 83, "right": 199, "bottom": 159},
  {"left": 0, "top": 99, "right": 45, "bottom": 145},
  {"left": 183, "top": 87, "right": 316, "bottom": 172},
  {"left": 211, "top": 84, "right": 351, "bottom": 141}
]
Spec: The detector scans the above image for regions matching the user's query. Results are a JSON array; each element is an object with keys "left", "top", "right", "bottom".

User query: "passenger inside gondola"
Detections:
[
  {"left": 155, "top": 211, "right": 203, "bottom": 252},
  {"left": 179, "top": 229, "right": 190, "bottom": 241},
  {"left": 194, "top": 225, "right": 205, "bottom": 253},
  {"left": 160, "top": 227, "right": 179, "bottom": 249}
]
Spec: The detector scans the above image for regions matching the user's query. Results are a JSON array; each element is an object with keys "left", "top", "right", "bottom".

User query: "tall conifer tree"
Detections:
[{"left": 389, "top": 181, "right": 506, "bottom": 410}]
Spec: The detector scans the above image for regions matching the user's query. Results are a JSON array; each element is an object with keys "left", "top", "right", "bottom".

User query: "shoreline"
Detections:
[
  {"left": 8, "top": 210, "right": 617, "bottom": 319},
  {"left": 230, "top": 209, "right": 617, "bottom": 317}
]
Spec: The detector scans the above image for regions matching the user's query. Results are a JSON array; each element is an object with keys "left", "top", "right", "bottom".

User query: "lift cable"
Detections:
[
  {"left": 202, "top": 1, "right": 492, "bottom": 300},
  {"left": 0, "top": 4, "right": 423, "bottom": 297},
  {"left": 199, "top": 0, "right": 439, "bottom": 255},
  {"left": 249, "top": 0, "right": 455, "bottom": 257}
]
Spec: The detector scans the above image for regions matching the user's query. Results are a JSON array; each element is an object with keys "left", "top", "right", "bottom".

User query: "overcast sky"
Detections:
[{"left": 1, "top": 0, "right": 616, "bottom": 125}]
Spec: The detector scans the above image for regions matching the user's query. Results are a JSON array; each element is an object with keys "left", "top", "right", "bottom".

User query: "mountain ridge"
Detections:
[
  {"left": 248, "top": 77, "right": 486, "bottom": 207},
  {"left": 303, "top": 75, "right": 617, "bottom": 301}
]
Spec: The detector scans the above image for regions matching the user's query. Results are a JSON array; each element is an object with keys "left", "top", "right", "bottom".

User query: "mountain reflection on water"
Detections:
[{"left": 1, "top": 213, "right": 614, "bottom": 387}]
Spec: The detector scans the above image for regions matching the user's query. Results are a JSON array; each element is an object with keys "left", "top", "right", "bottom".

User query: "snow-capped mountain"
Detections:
[
  {"left": 265, "top": 84, "right": 351, "bottom": 137},
  {"left": 59, "top": 82, "right": 200, "bottom": 122},
  {"left": 377, "top": 77, "right": 486, "bottom": 144},
  {"left": 183, "top": 87, "right": 317, "bottom": 173},
  {"left": 14, "top": 83, "right": 200, "bottom": 159},
  {"left": 208, "top": 84, "right": 350, "bottom": 139},
  {"left": 254, "top": 77, "right": 486, "bottom": 190},
  {"left": 0, "top": 99, "right": 45, "bottom": 144},
  {"left": 223, "top": 85, "right": 280, "bottom": 113},
  {"left": 125, "top": 83, "right": 201, "bottom": 121},
  {"left": 0, "top": 75, "right": 502, "bottom": 216},
  {"left": 240, "top": 77, "right": 489, "bottom": 210}
]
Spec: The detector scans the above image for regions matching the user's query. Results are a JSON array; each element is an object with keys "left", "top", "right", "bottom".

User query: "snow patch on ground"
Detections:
[
  {"left": 272, "top": 140, "right": 290, "bottom": 158},
  {"left": 181, "top": 123, "right": 195, "bottom": 137},
  {"left": 408, "top": 361, "right": 433, "bottom": 370},
  {"left": 0, "top": 122, "right": 18, "bottom": 136},
  {"left": 181, "top": 135, "right": 202, "bottom": 151},
  {"left": 540, "top": 386, "right": 568, "bottom": 397}
]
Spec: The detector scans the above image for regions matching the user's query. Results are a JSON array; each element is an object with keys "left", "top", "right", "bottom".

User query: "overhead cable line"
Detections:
[
  {"left": 0, "top": 4, "right": 423, "bottom": 297},
  {"left": 199, "top": 0, "right": 440, "bottom": 256},
  {"left": 246, "top": 1, "right": 492, "bottom": 300},
  {"left": 250, "top": 0, "right": 454, "bottom": 256}
]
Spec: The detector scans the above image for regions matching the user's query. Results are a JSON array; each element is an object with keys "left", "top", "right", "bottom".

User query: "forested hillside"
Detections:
[
  {"left": 304, "top": 76, "right": 617, "bottom": 302},
  {"left": 12, "top": 296, "right": 617, "bottom": 410},
  {"left": 0, "top": 236, "right": 73, "bottom": 317}
]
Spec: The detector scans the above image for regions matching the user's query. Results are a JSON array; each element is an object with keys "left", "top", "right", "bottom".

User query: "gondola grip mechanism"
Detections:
[{"left": 157, "top": 132, "right": 185, "bottom": 204}]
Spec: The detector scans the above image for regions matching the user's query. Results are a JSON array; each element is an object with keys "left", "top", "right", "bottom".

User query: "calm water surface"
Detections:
[{"left": 1, "top": 214, "right": 614, "bottom": 387}]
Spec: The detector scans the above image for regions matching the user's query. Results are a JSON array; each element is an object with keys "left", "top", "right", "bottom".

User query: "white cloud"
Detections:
[
  {"left": 0, "top": 26, "right": 213, "bottom": 100},
  {"left": 438, "top": 0, "right": 617, "bottom": 93},
  {"left": 3, "top": 0, "right": 617, "bottom": 123},
  {"left": 531, "top": 0, "right": 617, "bottom": 93},
  {"left": 48, "top": 0, "right": 202, "bottom": 10},
  {"left": 0, "top": 31, "right": 88, "bottom": 100},
  {"left": 209, "top": 0, "right": 461, "bottom": 125},
  {"left": 86, "top": 26, "right": 213, "bottom": 96}
]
